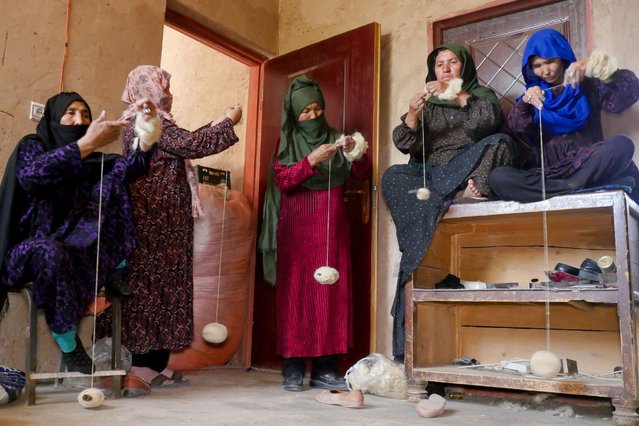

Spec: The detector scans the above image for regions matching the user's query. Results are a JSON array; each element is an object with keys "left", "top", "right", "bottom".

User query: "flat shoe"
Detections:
[
  {"left": 310, "top": 373, "right": 349, "bottom": 391},
  {"left": 122, "top": 375, "right": 151, "bottom": 398},
  {"left": 416, "top": 393, "right": 446, "bottom": 418},
  {"left": 315, "top": 389, "right": 363, "bottom": 408},
  {"left": 150, "top": 370, "right": 188, "bottom": 388}
]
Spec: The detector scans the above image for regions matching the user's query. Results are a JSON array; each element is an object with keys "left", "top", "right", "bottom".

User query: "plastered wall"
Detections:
[
  {"left": 0, "top": 0, "right": 167, "bottom": 371},
  {"left": 1, "top": 0, "right": 637, "bottom": 369},
  {"left": 167, "top": 0, "right": 279, "bottom": 56},
  {"left": 278, "top": 0, "right": 639, "bottom": 356},
  {"left": 160, "top": 26, "right": 249, "bottom": 190}
]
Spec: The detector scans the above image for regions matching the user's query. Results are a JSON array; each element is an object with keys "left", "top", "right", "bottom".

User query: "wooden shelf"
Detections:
[
  {"left": 412, "top": 288, "right": 618, "bottom": 303},
  {"left": 406, "top": 191, "right": 639, "bottom": 423},
  {"left": 410, "top": 366, "right": 622, "bottom": 399}
]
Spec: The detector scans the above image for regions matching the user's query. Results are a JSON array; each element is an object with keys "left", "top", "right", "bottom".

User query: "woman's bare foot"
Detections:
[{"left": 464, "top": 178, "right": 482, "bottom": 197}]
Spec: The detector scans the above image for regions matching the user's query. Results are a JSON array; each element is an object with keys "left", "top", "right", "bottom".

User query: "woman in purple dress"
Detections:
[
  {"left": 489, "top": 28, "right": 639, "bottom": 201},
  {"left": 0, "top": 92, "right": 156, "bottom": 373}
]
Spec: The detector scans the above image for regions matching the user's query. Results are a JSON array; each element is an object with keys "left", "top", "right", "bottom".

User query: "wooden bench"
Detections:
[{"left": 405, "top": 190, "right": 639, "bottom": 425}]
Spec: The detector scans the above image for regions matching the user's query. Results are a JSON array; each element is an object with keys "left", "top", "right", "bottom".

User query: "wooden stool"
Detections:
[{"left": 22, "top": 287, "right": 125, "bottom": 405}]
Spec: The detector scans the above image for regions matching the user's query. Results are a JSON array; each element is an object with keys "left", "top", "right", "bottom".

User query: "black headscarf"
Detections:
[{"left": 0, "top": 92, "right": 115, "bottom": 317}]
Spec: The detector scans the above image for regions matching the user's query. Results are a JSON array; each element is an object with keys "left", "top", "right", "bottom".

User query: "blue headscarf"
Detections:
[{"left": 521, "top": 28, "right": 590, "bottom": 135}]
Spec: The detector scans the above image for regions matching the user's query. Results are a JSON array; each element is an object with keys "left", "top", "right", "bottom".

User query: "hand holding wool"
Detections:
[
  {"left": 133, "top": 98, "right": 161, "bottom": 150},
  {"left": 586, "top": 50, "right": 618, "bottom": 82},
  {"left": 336, "top": 132, "right": 368, "bottom": 162}
]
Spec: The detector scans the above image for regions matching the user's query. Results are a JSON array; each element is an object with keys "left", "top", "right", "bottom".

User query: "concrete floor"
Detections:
[{"left": 0, "top": 368, "right": 613, "bottom": 425}]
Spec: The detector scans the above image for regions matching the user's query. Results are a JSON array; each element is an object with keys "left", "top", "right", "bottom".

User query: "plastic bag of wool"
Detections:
[{"left": 345, "top": 353, "right": 408, "bottom": 399}]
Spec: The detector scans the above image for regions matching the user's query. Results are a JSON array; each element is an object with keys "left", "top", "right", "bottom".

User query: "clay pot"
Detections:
[{"left": 168, "top": 185, "right": 255, "bottom": 369}]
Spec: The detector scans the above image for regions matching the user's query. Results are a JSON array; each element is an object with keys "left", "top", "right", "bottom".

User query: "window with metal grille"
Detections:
[{"left": 434, "top": 0, "right": 588, "bottom": 115}]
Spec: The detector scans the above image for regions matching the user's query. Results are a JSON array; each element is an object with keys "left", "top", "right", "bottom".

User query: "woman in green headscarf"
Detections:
[
  {"left": 381, "top": 44, "right": 515, "bottom": 360},
  {"left": 259, "top": 75, "right": 371, "bottom": 392}
]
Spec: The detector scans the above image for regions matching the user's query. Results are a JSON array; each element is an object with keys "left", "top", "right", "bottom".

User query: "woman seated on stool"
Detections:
[
  {"left": 489, "top": 28, "right": 639, "bottom": 202},
  {"left": 381, "top": 44, "right": 515, "bottom": 360},
  {"left": 0, "top": 92, "right": 158, "bottom": 373}
]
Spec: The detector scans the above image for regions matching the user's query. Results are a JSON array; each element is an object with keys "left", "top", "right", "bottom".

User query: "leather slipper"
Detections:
[
  {"left": 150, "top": 370, "right": 188, "bottom": 388},
  {"left": 122, "top": 374, "right": 151, "bottom": 398}
]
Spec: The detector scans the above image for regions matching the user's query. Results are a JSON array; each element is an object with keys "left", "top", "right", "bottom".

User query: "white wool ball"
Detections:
[
  {"left": 314, "top": 266, "right": 340, "bottom": 285},
  {"left": 78, "top": 388, "right": 105, "bottom": 409},
  {"left": 530, "top": 350, "right": 561, "bottom": 378},
  {"left": 416, "top": 187, "right": 430, "bottom": 200},
  {"left": 203, "top": 322, "right": 228, "bottom": 344}
]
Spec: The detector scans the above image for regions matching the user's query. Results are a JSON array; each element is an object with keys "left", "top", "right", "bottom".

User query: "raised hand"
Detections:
[
  {"left": 522, "top": 86, "right": 545, "bottom": 110},
  {"left": 307, "top": 144, "right": 338, "bottom": 167},
  {"left": 224, "top": 103, "right": 243, "bottom": 125},
  {"left": 77, "top": 111, "right": 127, "bottom": 158},
  {"left": 406, "top": 91, "right": 429, "bottom": 129}
]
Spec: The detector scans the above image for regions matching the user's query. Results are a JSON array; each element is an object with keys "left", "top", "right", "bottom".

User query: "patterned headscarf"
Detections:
[
  {"left": 121, "top": 65, "right": 175, "bottom": 123},
  {"left": 521, "top": 28, "right": 590, "bottom": 135}
]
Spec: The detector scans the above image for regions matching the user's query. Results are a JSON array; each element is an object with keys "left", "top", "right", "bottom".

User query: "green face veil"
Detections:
[
  {"left": 258, "top": 75, "right": 350, "bottom": 285},
  {"left": 425, "top": 43, "right": 499, "bottom": 108}
]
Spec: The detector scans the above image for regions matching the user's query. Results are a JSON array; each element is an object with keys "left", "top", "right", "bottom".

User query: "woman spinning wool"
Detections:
[
  {"left": 110, "top": 65, "right": 242, "bottom": 395},
  {"left": 489, "top": 28, "right": 639, "bottom": 201},
  {"left": 259, "top": 75, "right": 371, "bottom": 392},
  {"left": 382, "top": 44, "right": 514, "bottom": 359},
  {"left": 0, "top": 92, "right": 156, "bottom": 373}
]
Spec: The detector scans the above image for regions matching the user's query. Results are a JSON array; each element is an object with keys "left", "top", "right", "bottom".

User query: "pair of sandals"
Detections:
[{"left": 122, "top": 367, "right": 188, "bottom": 398}]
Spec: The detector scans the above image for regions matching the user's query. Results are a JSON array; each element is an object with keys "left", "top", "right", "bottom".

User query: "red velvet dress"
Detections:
[{"left": 274, "top": 152, "right": 370, "bottom": 358}]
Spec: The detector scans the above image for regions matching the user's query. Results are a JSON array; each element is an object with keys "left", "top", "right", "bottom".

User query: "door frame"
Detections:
[
  {"left": 164, "top": 11, "right": 381, "bottom": 366},
  {"left": 165, "top": 9, "right": 267, "bottom": 367},
  {"left": 428, "top": 0, "right": 593, "bottom": 50}
]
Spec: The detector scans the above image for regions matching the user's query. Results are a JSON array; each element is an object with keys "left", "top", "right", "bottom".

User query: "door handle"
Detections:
[{"left": 345, "top": 180, "right": 370, "bottom": 224}]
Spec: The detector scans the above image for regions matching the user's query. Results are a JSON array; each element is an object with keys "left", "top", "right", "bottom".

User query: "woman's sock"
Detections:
[{"left": 51, "top": 329, "right": 77, "bottom": 353}]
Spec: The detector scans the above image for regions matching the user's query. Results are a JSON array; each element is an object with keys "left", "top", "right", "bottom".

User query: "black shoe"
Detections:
[
  {"left": 283, "top": 372, "right": 303, "bottom": 392},
  {"left": 425, "top": 382, "right": 446, "bottom": 398},
  {"left": 105, "top": 268, "right": 132, "bottom": 297},
  {"left": 309, "top": 372, "right": 349, "bottom": 391},
  {"left": 62, "top": 336, "right": 95, "bottom": 374}
]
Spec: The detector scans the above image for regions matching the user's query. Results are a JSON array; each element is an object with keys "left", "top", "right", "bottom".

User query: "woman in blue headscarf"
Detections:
[{"left": 490, "top": 28, "right": 639, "bottom": 201}]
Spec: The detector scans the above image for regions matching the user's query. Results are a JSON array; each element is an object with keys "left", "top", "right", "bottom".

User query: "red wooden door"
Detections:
[{"left": 251, "top": 23, "right": 380, "bottom": 373}]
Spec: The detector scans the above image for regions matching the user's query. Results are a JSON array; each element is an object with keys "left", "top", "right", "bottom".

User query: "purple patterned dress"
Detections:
[{"left": 3, "top": 139, "right": 151, "bottom": 333}]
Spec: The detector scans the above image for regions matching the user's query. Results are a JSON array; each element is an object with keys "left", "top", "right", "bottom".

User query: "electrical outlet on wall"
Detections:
[{"left": 29, "top": 101, "right": 45, "bottom": 122}]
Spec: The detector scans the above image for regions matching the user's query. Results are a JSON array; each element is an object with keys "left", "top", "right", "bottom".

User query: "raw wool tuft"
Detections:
[
  {"left": 345, "top": 353, "right": 408, "bottom": 399},
  {"left": 437, "top": 78, "right": 463, "bottom": 101},
  {"left": 134, "top": 111, "right": 161, "bottom": 149},
  {"left": 586, "top": 50, "right": 618, "bottom": 82},
  {"left": 338, "top": 132, "right": 368, "bottom": 162}
]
